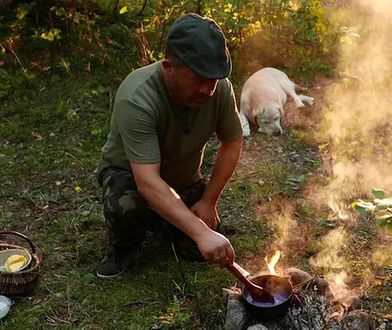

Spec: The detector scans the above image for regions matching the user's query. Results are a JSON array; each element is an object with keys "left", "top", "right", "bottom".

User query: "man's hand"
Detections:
[
  {"left": 194, "top": 229, "right": 235, "bottom": 267},
  {"left": 190, "top": 200, "right": 220, "bottom": 230}
]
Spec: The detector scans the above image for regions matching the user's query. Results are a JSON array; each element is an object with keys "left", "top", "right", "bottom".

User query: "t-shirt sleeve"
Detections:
[
  {"left": 115, "top": 98, "right": 161, "bottom": 164},
  {"left": 215, "top": 79, "right": 243, "bottom": 141}
]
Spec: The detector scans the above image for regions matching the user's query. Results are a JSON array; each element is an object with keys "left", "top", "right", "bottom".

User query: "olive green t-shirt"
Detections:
[{"left": 99, "top": 61, "right": 242, "bottom": 191}]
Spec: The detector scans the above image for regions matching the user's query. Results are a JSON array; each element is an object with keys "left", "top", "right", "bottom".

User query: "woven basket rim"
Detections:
[{"left": 0, "top": 243, "right": 42, "bottom": 273}]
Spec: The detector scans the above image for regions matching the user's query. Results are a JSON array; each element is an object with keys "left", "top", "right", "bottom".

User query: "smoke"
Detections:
[
  {"left": 309, "top": 0, "right": 392, "bottom": 310},
  {"left": 310, "top": 228, "right": 347, "bottom": 271},
  {"left": 255, "top": 198, "right": 308, "bottom": 257},
  {"left": 317, "top": 0, "right": 392, "bottom": 201},
  {"left": 309, "top": 228, "right": 364, "bottom": 310}
]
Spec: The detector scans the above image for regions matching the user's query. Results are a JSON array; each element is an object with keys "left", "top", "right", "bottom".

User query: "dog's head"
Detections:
[{"left": 254, "top": 106, "right": 283, "bottom": 136}]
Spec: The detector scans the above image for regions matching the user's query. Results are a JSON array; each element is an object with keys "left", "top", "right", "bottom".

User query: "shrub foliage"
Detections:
[{"left": 0, "top": 0, "right": 343, "bottom": 98}]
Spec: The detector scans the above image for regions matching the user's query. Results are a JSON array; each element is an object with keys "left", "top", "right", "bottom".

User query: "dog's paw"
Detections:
[
  {"left": 306, "top": 97, "right": 314, "bottom": 106},
  {"left": 295, "top": 100, "right": 305, "bottom": 108},
  {"left": 241, "top": 122, "right": 250, "bottom": 137},
  {"left": 240, "top": 111, "right": 251, "bottom": 137},
  {"left": 298, "top": 95, "right": 314, "bottom": 106}
]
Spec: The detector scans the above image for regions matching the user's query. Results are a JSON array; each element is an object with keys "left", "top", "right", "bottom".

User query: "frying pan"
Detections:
[
  {"left": 242, "top": 273, "right": 293, "bottom": 319},
  {"left": 226, "top": 262, "right": 274, "bottom": 303}
]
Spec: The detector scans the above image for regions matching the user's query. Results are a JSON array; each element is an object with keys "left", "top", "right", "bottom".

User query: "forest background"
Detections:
[{"left": 1, "top": 1, "right": 391, "bottom": 329}]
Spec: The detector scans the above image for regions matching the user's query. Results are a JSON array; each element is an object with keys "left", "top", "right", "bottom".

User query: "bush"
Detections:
[
  {"left": 352, "top": 189, "right": 392, "bottom": 234},
  {"left": 0, "top": 0, "right": 344, "bottom": 87}
]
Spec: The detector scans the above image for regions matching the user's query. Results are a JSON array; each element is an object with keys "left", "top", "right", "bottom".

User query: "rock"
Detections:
[
  {"left": 311, "top": 277, "right": 334, "bottom": 300},
  {"left": 224, "top": 288, "right": 248, "bottom": 330},
  {"left": 325, "top": 318, "right": 343, "bottom": 330},
  {"left": 377, "top": 322, "right": 386, "bottom": 330},
  {"left": 283, "top": 267, "right": 312, "bottom": 287},
  {"left": 348, "top": 296, "right": 362, "bottom": 311},
  {"left": 342, "top": 310, "right": 373, "bottom": 330},
  {"left": 222, "top": 287, "right": 242, "bottom": 304},
  {"left": 247, "top": 325, "right": 269, "bottom": 330},
  {"left": 282, "top": 268, "right": 335, "bottom": 299}
]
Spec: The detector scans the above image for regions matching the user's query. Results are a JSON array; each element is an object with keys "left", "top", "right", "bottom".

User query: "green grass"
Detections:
[
  {"left": 1, "top": 45, "right": 391, "bottom": 330},
  {"left": 0, "top": 63, "right": 264, "bottom": 328},
  {"left": 0, "top": 64, "right": 317, "bottom": 328}
]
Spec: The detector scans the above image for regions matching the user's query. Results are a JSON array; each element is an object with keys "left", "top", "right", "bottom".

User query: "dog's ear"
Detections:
[
  {"left": 254, "top": 109, "right": 266, "bottom": 127},
  {"left": 250, "top": 114, "right": 257, "bottom": 126},
  {"left": 249, "top": 108, "right": 265, "bottom": 127},
  {"left": 255, "top": 109, "right": 267, "bottom": 127},
  {"left": 278, "top": 107, "right": 283, "bottom": 116}
]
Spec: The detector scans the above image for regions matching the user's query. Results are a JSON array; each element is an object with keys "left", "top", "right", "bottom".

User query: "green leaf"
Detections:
[
  {"left": 371, "top": 188, "right": 385, "bottom": 199},
  {"left": 376, "top": 214, "right": 392, "bottom": 222},
  {"left": 68, "top": 270, "right": 81, "bottom": 279},
  {"left": 119, "top": 6, "right": 128, "bottom": 14},
  {"left": 376, "top": 214, "right": 392, "bottom": 233},
  {"left": 352, "top": 200, "right": 375, "bottom": 215},
  {"left": 82, "top": 273, "right": 96, "bottom": 284},
  {"left": 285, "top": 175, "right": 305, "bottom": 185},
  {"left": 41, "top": 32, "right": 54, "bottom": 41},
  {"left": 41, "top": 29, "right": 61, "bottom": 42},
  {"left": 16, "top": 6, "right": 28, "bottom": 20},
  {"left": 374, "top": 198, "right": 392, "bottom": 210}
]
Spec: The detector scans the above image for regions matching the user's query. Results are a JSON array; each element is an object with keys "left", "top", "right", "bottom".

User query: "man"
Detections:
[{"left": 97, "top": 13, "right": 243, "bottom": 278}]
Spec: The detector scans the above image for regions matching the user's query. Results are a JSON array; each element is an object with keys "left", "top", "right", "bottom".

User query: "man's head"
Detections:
[{"left": 162, "top": 13, "right": 231, "bottom": 107}]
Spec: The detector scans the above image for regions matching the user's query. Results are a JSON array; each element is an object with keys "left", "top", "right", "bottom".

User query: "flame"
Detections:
[{"left": 264, "top": 250, "right": 281, "bottom": 274}]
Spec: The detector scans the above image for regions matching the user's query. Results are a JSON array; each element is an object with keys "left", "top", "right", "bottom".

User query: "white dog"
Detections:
[{"left": 240, "top": 67, "right": 314, "bottom": 136}]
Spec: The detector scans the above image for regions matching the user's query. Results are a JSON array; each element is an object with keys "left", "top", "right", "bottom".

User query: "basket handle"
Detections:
[{"left": 0, "top": 231, "right": 37, "bottom": 254}]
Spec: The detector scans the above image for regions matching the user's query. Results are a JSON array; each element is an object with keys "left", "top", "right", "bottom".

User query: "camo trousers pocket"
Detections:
[{"left": 100, "top": 168, "right": 157, "bottom": 250}]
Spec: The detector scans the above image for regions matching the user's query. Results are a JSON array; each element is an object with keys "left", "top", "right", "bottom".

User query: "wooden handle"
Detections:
[
  {"left": 230, "top": 262, "right": 250, "bottom": 277},
  {"left": 226, "top": 262, "right": 275, "bottom": 303},
  {"left": 226, "top": 262, "right": 251, "bottom": 287}
]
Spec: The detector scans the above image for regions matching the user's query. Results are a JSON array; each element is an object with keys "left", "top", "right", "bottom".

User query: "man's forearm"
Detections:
[
  {"left": 201, "top": 138, "right": 242, "bottom": 205},
  {"left": 136, "top": 174, "right": 210, "bottom": 242}
]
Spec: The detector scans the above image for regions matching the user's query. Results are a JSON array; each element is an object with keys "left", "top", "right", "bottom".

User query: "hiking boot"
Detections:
[{"left": 97, "top": 246, "right": 143, "bottom": 279}]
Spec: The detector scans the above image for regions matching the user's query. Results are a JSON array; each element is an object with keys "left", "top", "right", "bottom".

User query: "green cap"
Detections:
[{"left": 166, "top": 13, "right": 232, "bottom": 79}]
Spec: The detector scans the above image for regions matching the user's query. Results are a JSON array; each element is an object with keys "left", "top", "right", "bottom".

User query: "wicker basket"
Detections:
[{"left": 0, "top": 231, "right": 43, "bottom": 296}]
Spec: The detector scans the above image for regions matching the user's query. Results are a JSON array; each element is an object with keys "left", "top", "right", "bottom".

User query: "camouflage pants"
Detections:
[{"left": 98, "top": 167, "right": 207, "bottom": 258}]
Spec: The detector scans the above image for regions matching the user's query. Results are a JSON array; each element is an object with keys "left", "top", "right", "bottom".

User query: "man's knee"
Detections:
[
  {"left": 100, "top": 168, "right": 151, "bottom": 224},
  {"left": 104, "top": 189, "right": 151, "bottom": 223}
]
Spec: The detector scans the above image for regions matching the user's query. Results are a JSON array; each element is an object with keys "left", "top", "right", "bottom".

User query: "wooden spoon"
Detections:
[{"left": 226, "top": 262, "right": 275, "bottom": 303}]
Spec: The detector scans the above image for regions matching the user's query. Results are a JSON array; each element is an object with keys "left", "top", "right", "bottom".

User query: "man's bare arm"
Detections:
[
  {"left": 190, "top": 137, "right": 242, "bottom": 231},
  {"left": 201, "top": 137, "right": 242, "bottom": 206},
  {"left": 130, "top": 162, "right": 235, "bottom": 265}
]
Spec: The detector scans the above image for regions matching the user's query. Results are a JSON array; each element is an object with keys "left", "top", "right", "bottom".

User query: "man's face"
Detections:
[{"left": 162, "top": 59, "right": 218, "bottom": 108}]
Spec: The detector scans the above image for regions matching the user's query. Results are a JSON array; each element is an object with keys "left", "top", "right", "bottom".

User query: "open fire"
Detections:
[
  {"left": 264, "top": 250, "right": 281, "bottom": 275},
  {"left": 224, "top": 254, "right": 374, "bottom": 330}
]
